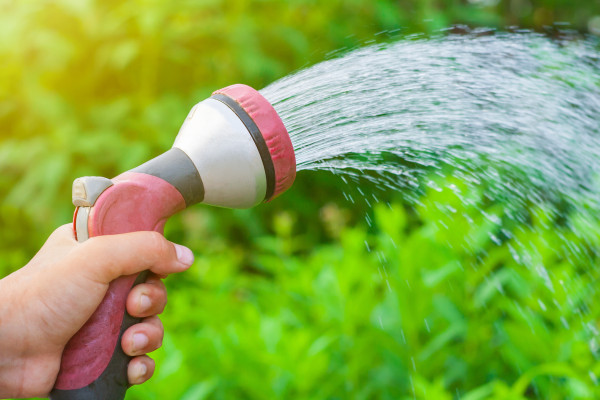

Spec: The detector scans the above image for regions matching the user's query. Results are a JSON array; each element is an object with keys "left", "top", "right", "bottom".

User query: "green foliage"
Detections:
[
  {"left": 1, "top": 0, "right": 599, "bottom": 399},
  {"left": 131, "top": 179, "right": 600, "bottom": 399}
]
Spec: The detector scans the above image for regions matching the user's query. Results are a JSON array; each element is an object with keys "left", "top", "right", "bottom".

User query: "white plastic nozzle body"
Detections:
[{"left": 173, "top": 98, "right": 267, "bottom": 208}]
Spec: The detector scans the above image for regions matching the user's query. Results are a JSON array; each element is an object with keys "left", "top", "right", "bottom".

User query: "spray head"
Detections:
[
  {"left": 172, "top": 84, "right": 295, "bottom": 208},
  {"left": 134, "top": 84, "right": 296, "bottom": 209}
]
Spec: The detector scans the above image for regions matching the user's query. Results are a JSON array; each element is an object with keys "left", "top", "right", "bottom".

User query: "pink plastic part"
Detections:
[
  {"left": 54, "top": 172, "right": 186, "bottom": 390},
  {"left": 213, "top": 84, "right": 296, "bottom": 200},
  {"left": 88, "top": 172, "right": 186, "bottom": 236}
]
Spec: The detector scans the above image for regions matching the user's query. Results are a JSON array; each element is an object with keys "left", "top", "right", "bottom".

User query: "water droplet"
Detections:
[
  {"left": 489, "top": 233, "right": 502, "bottom": 245},
  {"left": 589, "top": 338, "right": 599, "bottom": 354},
  {"left": 536, "top": 266, "right": 555, "bottom": 293},
  {"left": 538, "top": 299, "right": 547, "bottom": 312},
  {"left": 589, "top": 370, "right": 598, "bottom": 385}
]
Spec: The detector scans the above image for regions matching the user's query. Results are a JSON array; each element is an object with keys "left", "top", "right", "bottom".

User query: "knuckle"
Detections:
[
  {"left": 51, "top": 224, "right": 72, "bottom": 240},
  {"left": 148, "top": 315, "right": 163, "bottom": 327},
  {"left": 145, "top": 232, "right": 170, "bottom": 260},
  {"left": 152, "top": 297, "right": 167, "bottom": 315},
  {"left": 155, "top": 327, "right": 164, "bottom": 348},
  {"left": 147, "top": 283, "right": 163, "bottom": 297},
  {"left": 143, "top": 315, "right": 158, "bottom": 326},
  {"left": 147, "top": 276, "right": 167, "bottom": 292},
  {"left": 147, "top": 231, "right": 166, "bottom": 249},
  {"left": 136, "top": 232, "right": 166, "bottom": 266}
]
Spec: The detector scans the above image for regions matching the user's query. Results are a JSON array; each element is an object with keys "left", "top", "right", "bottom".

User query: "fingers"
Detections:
[
  {"left": 126, "top": 275, "right": 167, "bottom": 318},
  {"left": 123, "top": 315, "right": 163, "bottom": 385},
  {"left": 75, "top": 231, "right": 194, "bottom": 283},
  {"left": 128, "top": 355, "right": 155, "bottom": 385},
  {"left": 121, "top": 316, "right": 164, "bottom": 356}
]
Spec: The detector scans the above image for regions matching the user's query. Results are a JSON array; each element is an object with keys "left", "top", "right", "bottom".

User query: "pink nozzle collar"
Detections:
[{"left": 212, "top": 84, "right": 296, "bottom": 201}]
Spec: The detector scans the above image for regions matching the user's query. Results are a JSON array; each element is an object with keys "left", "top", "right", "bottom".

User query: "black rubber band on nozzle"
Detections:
[{"left": 210, "top": 93, "right": 276, "bottom": 202}]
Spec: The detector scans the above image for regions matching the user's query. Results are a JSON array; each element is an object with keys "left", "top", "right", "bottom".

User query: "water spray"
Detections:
[{"left": 49, "top": 84, "right": 296, "bottom": 400}]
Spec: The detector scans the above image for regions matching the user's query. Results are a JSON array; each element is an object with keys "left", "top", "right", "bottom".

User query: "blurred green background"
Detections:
[{"left": 1, "top": 0, "right": 600, "bottom": 399}]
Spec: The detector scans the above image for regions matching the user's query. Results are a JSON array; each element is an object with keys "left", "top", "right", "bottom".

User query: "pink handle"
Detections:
[{"left": 53, "top": 172, "right": 186, "bottom": 393}]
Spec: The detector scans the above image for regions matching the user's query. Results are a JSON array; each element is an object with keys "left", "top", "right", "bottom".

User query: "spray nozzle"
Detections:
[{"left": 166, "top": 84, "right": 296, "bottom": 208}]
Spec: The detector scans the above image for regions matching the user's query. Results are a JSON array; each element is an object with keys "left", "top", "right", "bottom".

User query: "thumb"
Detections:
[{"left": 73, "top": 231, "right": 194, "bottom": 284}]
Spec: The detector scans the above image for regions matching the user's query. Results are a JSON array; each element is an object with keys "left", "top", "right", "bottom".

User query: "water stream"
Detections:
[
  {"left": 260, "top": 31, "right": 600, "bottom": 394},
  {"left": 262, "top": 31, "right": 600, "bottom": 250},
  {"left": 262, "top": 32, "right": 599, "bottom": 211}
]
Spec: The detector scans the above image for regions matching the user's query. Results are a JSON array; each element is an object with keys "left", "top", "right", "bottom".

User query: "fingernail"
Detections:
[
  {"left": 174, "top": 243, "right": 194, "bottom": 267},
  {"left": 133, "top": 362, "right": 147, "bottom": 382},
  {"left": 139, "top": 294, "right": 151, "bottom": 312},
  {"left": 132, "top": 333, "right": 148, "bottom": 352}
]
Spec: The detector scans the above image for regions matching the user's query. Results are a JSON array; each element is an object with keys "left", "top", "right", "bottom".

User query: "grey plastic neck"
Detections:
[{"left": 130, "top": 147, "right": 204, "bottom": 207}]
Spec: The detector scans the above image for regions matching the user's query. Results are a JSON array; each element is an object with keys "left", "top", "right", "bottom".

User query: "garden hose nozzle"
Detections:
[{"left": 50, "top": 84, "right": 296, "bottom": 400}]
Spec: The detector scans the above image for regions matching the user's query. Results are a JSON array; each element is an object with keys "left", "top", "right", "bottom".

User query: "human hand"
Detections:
[{"left": 0, "top": 224, "right": 194, "bottom": 398}]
